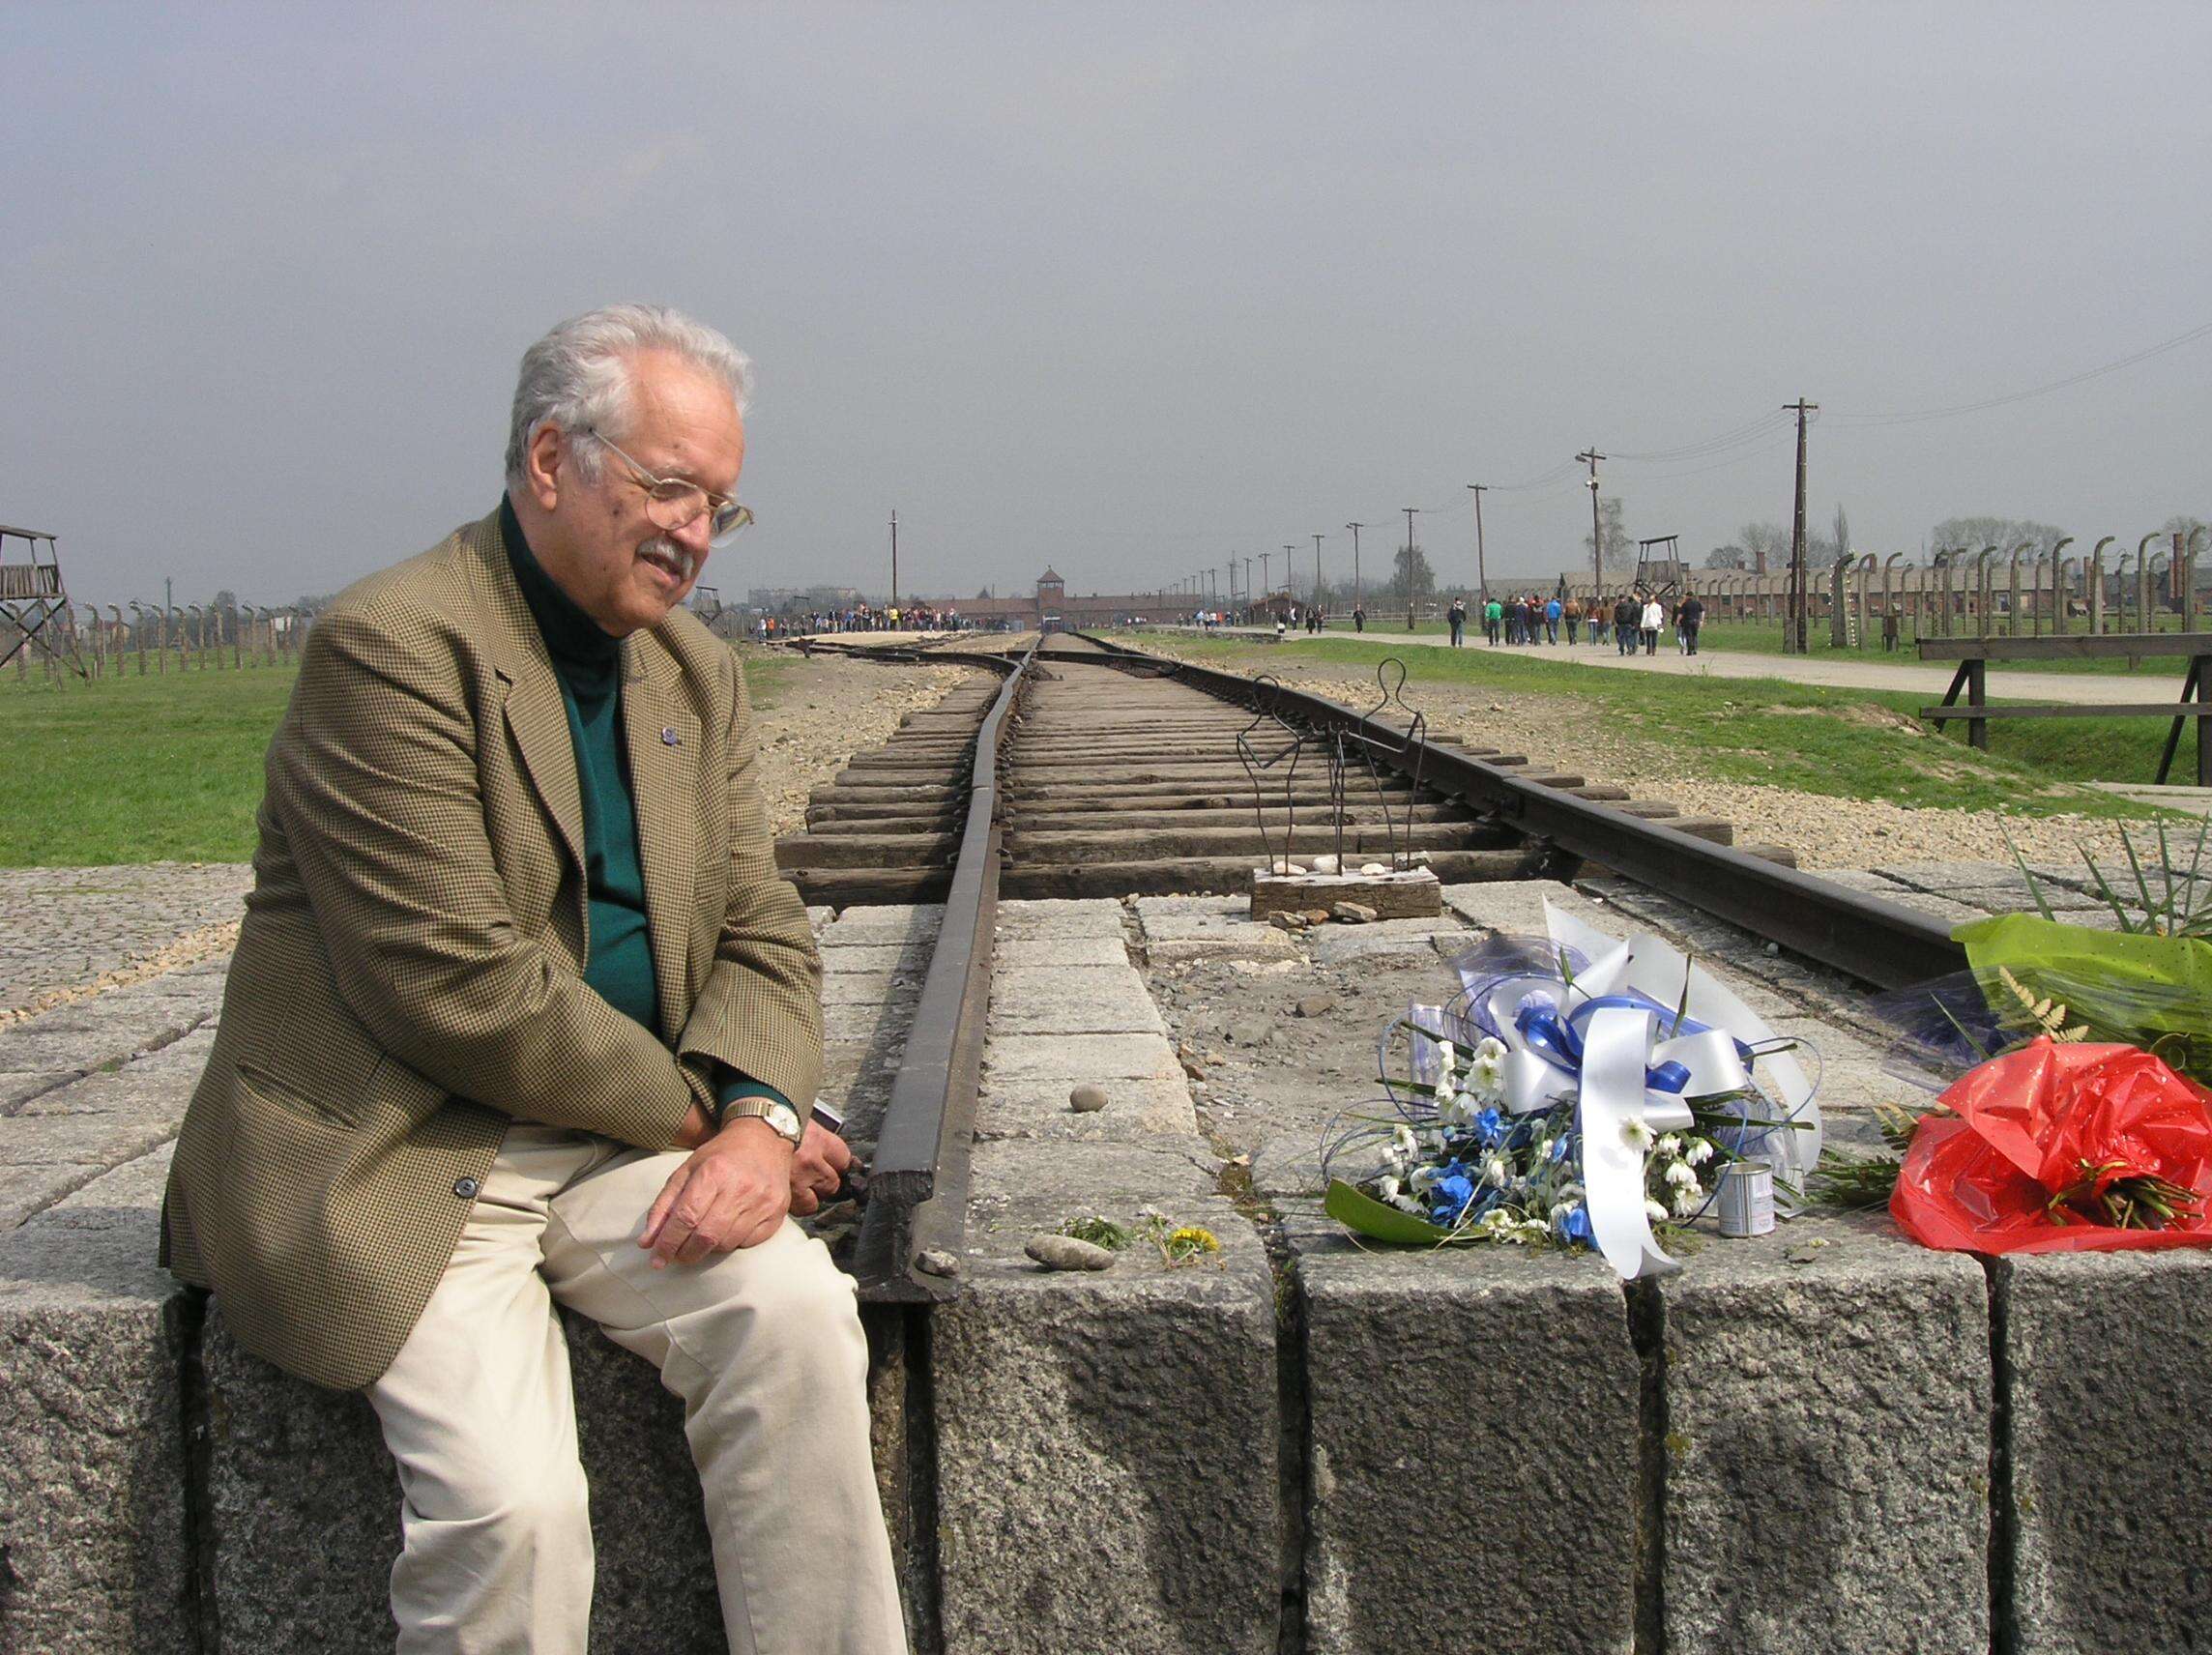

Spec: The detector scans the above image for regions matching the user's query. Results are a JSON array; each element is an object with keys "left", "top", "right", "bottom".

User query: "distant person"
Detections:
[
  {"left": 1615, "top": 593, "right": 1640, "bottom": 655},
  {"left": 1563, "top": 595, "right": 1583, "bottom": 645},
  {"left": 1678, "top": 593, "right": 1705, "bottom": 655},
  {"left": 1589, "top": 598, "right": 1609, "bottom": 649},
  {"left": 1353, "top": 603, "right": 1365, "bottom": 633},
  {"left": 1544, "top": 595, "right": 1562, "bottom": 644},
  {"left": 1447, "top": 595, "right": 1467, "bottom": 647},
  {"left": 1275, "top": 613, "right": 1288, "bottom": 640},
  {"left": 1641, "top": 594, "right": 1665, "bottom": 655},
  {"left": 1483, "top": 596, "right": 1501, "bottom": 645}
]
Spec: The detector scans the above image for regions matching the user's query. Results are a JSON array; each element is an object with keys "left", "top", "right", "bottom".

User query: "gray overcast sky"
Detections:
[{"left": 4, "top": 1, "right": 2208, "bottom": 607}]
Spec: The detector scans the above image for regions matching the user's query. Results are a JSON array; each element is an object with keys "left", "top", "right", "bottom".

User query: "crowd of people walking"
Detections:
[{"left": 1441, "top": 591, "right": 1708, "bottom": 656}]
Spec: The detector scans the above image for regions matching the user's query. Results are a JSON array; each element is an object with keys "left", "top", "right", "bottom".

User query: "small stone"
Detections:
[
  {"left": 1304, "top": 908, "right": 1332, "bottom": 926},
  {"left": 1310, "top": 854, "right": 1341, "bottom": 873},
  {"left": 1332, "top": 902, "right": 1378, "bottom": 924},
  {"left": 1180, "top": 1057, "right": 1208, "bottom": 1081},
  {"left": 1269, "top": 912, "right": 1303, "bottom": 931},
  {"left": 1296, "top": 994, "right": 1338, "bottom": 1019},
  {"left": 1025, "top": 1234, "right": 1116, "bottom": 1271},
  {"left": 916, "top": 1248, "right": 961, "bottom": 1278},
  {"left": 1068, "top": 1083, "right": 1110, "bottom": 1113},
  {"left": 1359, "top": 862, "right": 1388, "bottom": 876}
]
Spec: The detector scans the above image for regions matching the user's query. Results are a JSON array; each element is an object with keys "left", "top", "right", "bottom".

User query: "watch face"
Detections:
[{"left": 767, "top": 1102, "right": 802, "bottom": 1142}]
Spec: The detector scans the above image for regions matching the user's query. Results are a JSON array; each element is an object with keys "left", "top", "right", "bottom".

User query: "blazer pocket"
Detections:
[{"left": 236, "top": 1062, "right": 362, "bottom": 1132}]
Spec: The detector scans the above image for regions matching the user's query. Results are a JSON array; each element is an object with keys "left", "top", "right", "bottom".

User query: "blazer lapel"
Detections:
[
  {"left": 467, "top": 513, "right": 588, "bottom": 881},
  {"left": 622, "top": 633, "right": 702, "bottom": 1033}
]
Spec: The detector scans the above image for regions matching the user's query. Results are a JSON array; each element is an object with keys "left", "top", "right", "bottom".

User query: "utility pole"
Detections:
[
  {"left": 1783, "top": 399, "right": 1818, "bottom": 653},
  {"left": 1467, "top": 484, "right": 1490, "bottom": 605},
  {"left": 1312, "top": 533, "right": 1324, "bottom": 612},
  {"left": 888, "top": 509, "right": 898, "bottom": 612},
  {"left": 1402, "top": 508, "right": 1421, "bottom": 628},
  {"left": 1244, "top": 556, "right": 1254, "bottom": 615},
  {"left": 1282, "top": 545, "right": 1298, "bottom": 604},
  {"left": 1577, "top": 450, "right": 1605, "bottom": 599},
  {"left": 1260, "top": 550, "right": 1271, "bottom": 603},
  {"left": 1345, "top": 522, "right": 1365, "bottom": 610}
]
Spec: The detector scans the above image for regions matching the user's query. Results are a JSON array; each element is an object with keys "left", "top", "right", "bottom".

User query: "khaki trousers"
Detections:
[{"left": 364, "top": 1123, "right": 906, "bottom": 1654}]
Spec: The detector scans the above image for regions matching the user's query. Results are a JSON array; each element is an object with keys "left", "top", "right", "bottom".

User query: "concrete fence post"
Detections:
[{"left": 2090, "top": 537, "right": 2112, "bottom": 634}]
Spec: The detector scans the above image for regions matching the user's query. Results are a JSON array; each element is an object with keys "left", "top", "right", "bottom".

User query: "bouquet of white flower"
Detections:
[{"left": 1323, "top": 902, "right": 1819, "bottom": 1279}]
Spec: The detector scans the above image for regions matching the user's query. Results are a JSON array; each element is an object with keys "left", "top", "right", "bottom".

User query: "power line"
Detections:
[{"left": 1826, "top": 316, "right": 2212, "bottom": 427}]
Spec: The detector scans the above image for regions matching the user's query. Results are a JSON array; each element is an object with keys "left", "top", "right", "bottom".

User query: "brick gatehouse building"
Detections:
[{"left": 956, "top": 567, "right": 1166, "bottom": 631}]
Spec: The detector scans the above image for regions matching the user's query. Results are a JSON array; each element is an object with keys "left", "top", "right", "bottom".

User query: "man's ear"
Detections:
[{"left": 525, "top": 422, "right": 567, "bottom": 512}]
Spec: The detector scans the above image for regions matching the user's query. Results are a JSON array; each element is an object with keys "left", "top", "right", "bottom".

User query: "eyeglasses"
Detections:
[{"left": 585, "top": 429, "right": 754, "bottom": 545}]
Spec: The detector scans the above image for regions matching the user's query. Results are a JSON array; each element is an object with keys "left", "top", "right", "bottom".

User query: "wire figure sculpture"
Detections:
[
  {"left": 1326, "top": 655, "right": 1426, "bottom": 872},
  {"left": 1236, "top": 674, "right": 1309, "bottom": 875}
]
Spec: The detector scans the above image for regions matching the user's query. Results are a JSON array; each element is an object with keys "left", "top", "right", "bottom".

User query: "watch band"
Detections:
[{"left": 727, "top": 1097, "right": 802, "bottom": 1145}]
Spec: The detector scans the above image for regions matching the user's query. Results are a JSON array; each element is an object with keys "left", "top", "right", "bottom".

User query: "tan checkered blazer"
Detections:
[{"left": 161, "top": 508, "right": 822, "bottom": 1390}]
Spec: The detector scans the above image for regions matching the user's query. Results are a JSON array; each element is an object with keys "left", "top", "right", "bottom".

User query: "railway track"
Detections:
[
  {"left": 778, "top": 633, "right": 1781, "bottom": 905},
  {"left": 771, "top": 629, "right": 1971, "bottom": 1296}
]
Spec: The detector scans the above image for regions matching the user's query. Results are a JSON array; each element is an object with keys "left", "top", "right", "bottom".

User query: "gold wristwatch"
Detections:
[{"left": 726, "top": 1097, "right": 803, "bottom": 1146}]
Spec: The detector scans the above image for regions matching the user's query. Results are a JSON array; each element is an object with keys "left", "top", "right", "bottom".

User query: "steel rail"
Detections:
[
  {"left": 1075, "top": 633, "right": 1965, "bottom": 990},
  {"left": 851, "top": 639, "right": 1039, "bottom": 1300}
]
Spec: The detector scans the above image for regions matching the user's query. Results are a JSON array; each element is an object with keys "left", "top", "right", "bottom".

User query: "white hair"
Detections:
[{"left": 504, "top": 303, "right": 752, "bottom": 489}]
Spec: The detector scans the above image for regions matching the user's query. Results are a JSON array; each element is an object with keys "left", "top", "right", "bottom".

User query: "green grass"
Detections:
[
  {"left": 1677, "top": 617, "right": 2210, "bottom": 675},
  {"left": 0, "top": 666, "right": 302, "bottom": 865},
  {"left": 0, "top": 647, "right": 795, "bottom": 867},
  {"left": 1109, "top": 629, "right": 2180, "bottom": 819}
]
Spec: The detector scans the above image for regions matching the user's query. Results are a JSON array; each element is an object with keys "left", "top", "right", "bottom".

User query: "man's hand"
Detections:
[
  {"left": 640, "top": 1117, "right": 795, "bottom": 1267},
  {"left": 788, "top": 1119, "right": 855, "bottom": 1216}
]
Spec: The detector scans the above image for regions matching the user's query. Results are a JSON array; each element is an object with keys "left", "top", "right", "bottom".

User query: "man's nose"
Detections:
[{"left": 670, "top": 507, "right": 714, "bottom": 561}]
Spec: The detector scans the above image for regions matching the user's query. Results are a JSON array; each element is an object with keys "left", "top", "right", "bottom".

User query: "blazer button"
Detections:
[{"left": 453, "top": 1176, "right": 480, "bottom": 1199}]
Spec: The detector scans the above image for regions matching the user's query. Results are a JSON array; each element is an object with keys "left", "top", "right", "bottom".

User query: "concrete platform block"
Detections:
[
  {"left": 975, "top": 1075, "right": 1201, "bottom": 1145},
  {"left": 994, "top": 898, "right": 1128, "bottom": 939},
  {"left": 1145, "top": 932, "right": 1298, "bottom": 964},
  {"left": 1997, "top": 1247, "right": 2212, "bottom": 1655},
  {"left": 1286, "top": 1209, "right": 1639, "bottom": 1655},
  {"left": 817, "top": 943, "right": 930, "bottom": 974},
  {"left": 0, "top": 1147, "right": 192, "bottom": 1654},
  {"left": 819, "top": 969, "right": 923, "bottom": 1007},
  {"left": 968, "top": 1137, "right": 1217, "bottom": 1201},
  {"left": 981, "top": 1031, "right": 1182, "bottom": 1086},
  {"left": 1659, "top": 1213, "right": 1991, "bottom": 1655},
  {"left": 987, "top": 967, "right": 1167, "bottom": 1035},
  {"left": 199, "top": 1310, "right": 734, "bottom": 1653},
  {"left": 818, "top": 903, "right": 944, "bottom": 944},
  {"left": 993, "top": 935, "right": 1131, "bottom": 969},
  {"left": 933, "top": 1196, "right": 1279, "bottom": 1655}
]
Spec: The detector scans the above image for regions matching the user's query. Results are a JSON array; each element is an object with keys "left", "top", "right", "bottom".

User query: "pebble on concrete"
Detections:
[
  {"left": 1024, "top": 1234, "right": 1117, "bottom": 1271},
  {"left": 1068, "top": 1083, "right": 1110, "bottom": 1113}
]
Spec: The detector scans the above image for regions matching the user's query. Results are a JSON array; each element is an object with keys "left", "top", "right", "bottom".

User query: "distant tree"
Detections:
[
  {"left": 1389, "top": 542, "right": 1437, "bottom": 602},
  {"left": 1704, "top": 545, "right": 1748, "bottom": 569},
  {"left": 1738, "top": 521, "right": 1788, "bottom": 574},
  {"left": 1583, "top": 496, "right": 1633, "bottom": 573},
  {"left": 1930, "top": 515, "right": 2068, "bottom": 559},
  {"left": 2161, "top": 513, "right": 2210, "bottom": 548},
  {"left": 975, "top": 585, "right": 993, "bottom": 600},
  {"left": 1832, "top": 505, "right": 1851, "bottom": 562}
]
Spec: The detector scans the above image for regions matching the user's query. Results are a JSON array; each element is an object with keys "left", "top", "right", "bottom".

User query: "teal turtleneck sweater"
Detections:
[{"left": 500, "top": 497, "right": 787, "bottom": 1123}]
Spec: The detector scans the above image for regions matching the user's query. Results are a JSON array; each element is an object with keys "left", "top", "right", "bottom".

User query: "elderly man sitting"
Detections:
[{"left": 161, "top": 304, "right": 906, "bottom": 1653}]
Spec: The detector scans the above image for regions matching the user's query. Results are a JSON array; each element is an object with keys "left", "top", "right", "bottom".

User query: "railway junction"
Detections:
[{"left": 0, "top": 633, "right": 2202, "bottom": 1654}]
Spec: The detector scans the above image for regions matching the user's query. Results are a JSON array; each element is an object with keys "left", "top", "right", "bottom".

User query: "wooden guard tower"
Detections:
[
  {"left": 1634, "top": 535, "right": 1687, "bottom": 598},
  {"left": 0, "top": 524, "right": 87, "bottom": 678}
]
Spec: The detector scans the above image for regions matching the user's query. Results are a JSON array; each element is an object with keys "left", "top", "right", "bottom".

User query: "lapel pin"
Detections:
[{"left": 661, "top": 726, "right": 681, "bottom": 747}]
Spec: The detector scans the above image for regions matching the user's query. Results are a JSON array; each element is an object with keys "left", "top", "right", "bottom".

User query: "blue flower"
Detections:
[
  {"left": 1473, "top": 1106, "right": 1507, "bottom": 1147},
  {"left": 1428, "top": 1174, "right": 1475, "bottom": 1225},
  {"left": 1559, "top": 1206, "right": 1594, "bottom": 1245}
]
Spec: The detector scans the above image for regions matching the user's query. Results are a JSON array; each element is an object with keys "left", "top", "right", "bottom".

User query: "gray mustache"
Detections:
[{"left": 643, "top": 537, "right": 697, "bottom": 585}]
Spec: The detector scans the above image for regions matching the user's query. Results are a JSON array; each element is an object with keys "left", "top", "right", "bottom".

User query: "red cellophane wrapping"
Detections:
[{"left": 1890, "top": 1037, "right": 2212, "bottom": 1255}]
